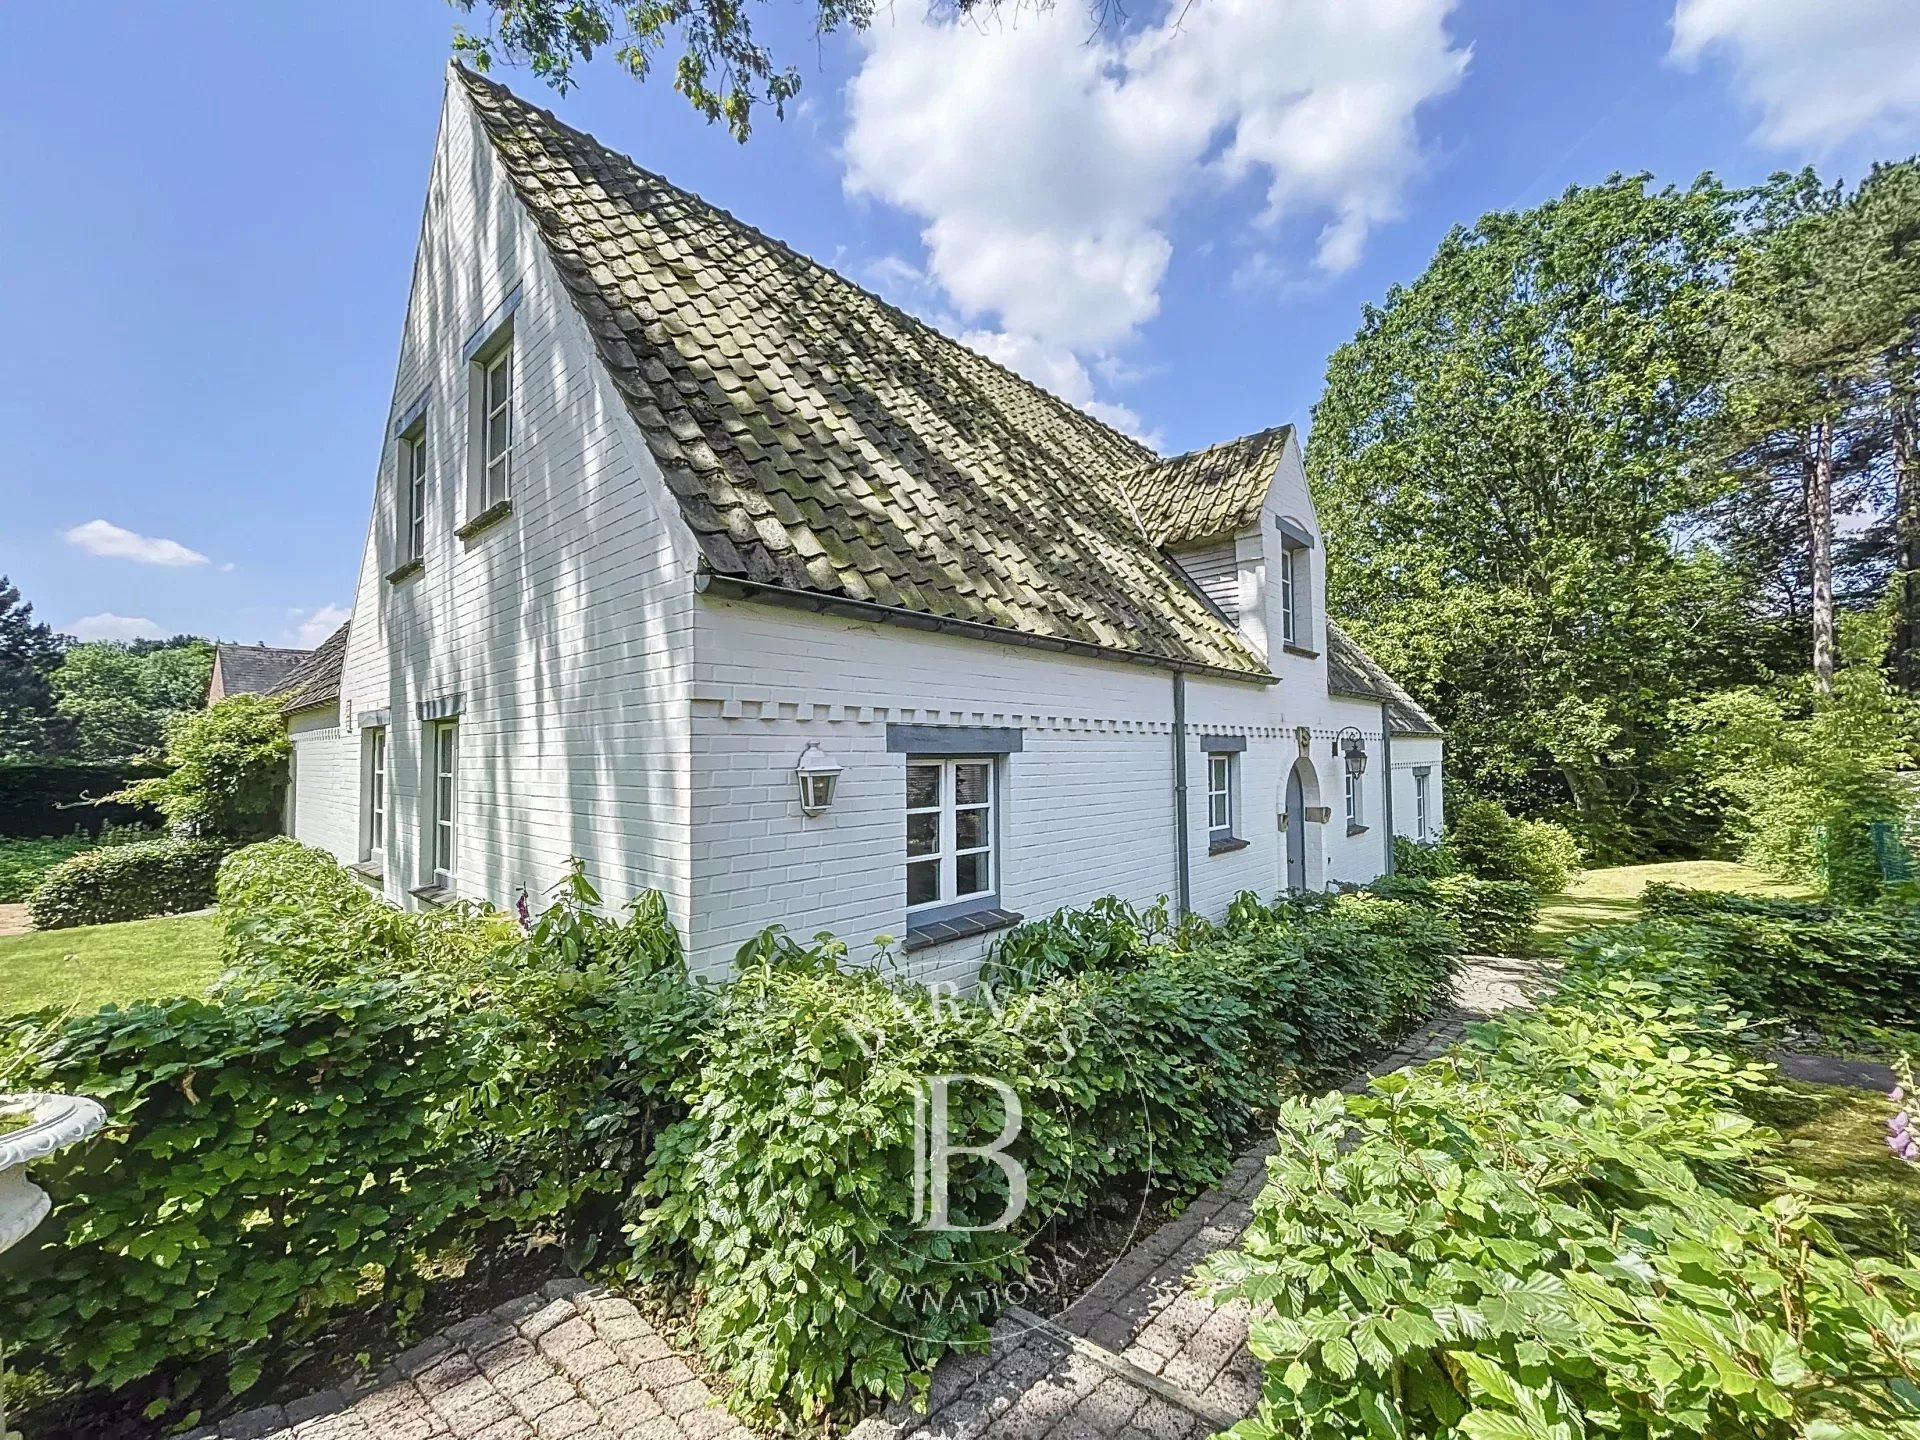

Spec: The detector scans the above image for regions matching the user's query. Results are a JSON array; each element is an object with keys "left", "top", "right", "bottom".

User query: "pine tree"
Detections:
[{"left": 0, "top": 575, "right": 74, "bottom": 759}]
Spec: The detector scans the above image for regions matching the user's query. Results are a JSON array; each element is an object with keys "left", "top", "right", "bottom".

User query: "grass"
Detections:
[
  {"left": 1533, "top": 859, "right": 1818, "bottom": 950},
  {"left": 0, "top": 911, "right": 222, "bottom": 1013},
  {"left": 1749, "top": 1079, "right": 1920, "bottom": 1258}
]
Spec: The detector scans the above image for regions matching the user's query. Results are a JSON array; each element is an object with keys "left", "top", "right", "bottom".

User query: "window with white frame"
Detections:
[
  {"left": 906, "top": 758, "right": 995, "bottom": 914},
  {"left": 430, "top": 721, "right": 458, "bottom": 886},
  {"left": 470, "top": 326, "right": 514, "bottom": 514},
  {"left": 362, "top": 728, "right": 387, "bottom": 861},
  {"left": 1345, "top": 768, "right": 1362, "bottom": 830},
  {"left": 1280, "top": 548, "right": 1298, "bottom": 646},
  {"left": 1414, "top": 770, "right": 1431, "bottom": 840},
  {"left": 1207, "top": 752, "right": 1234, "bottom": 838},
  {"left": 402, "top": 426, "right": 428, "bottom": 563}
]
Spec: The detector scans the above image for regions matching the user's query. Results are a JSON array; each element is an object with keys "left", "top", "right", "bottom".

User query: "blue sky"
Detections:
[{"left": 3, "top": 0, "right": 1917, "bottom": 648}]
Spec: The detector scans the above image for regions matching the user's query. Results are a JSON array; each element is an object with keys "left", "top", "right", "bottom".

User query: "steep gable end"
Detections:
[
  {"left": 1119, "top": 426, "right": 1292, "bottom": 546},
  {"left": 452, "top": 66, "right": 1266, "bottom": 679}
]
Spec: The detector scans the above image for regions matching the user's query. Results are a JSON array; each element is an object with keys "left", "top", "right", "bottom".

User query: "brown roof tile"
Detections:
[
  {"left": 1326, "top": 621, "right": 1442, "bottom": 736},
  {"left": 278, "top": 623, "right": 348, "bottom": 715},
  {"left": 1118, "top": 425, "right": 1293, "bottom": 546}
]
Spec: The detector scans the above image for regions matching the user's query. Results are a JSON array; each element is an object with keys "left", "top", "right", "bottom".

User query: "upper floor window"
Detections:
[
  {"left": 402, "top": 426, "right": 428, "bottom": 562},
  {"left": 906, "top": 757, "right": 995, "bottom": 914},
  {"left": 469, "top": 322, "right": 514, "bottom": 516},
  {"left": 1280, "top": 548, "right": 1298, "bottom": 646}
]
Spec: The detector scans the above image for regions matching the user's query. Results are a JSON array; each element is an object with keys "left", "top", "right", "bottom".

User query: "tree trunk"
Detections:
[
  {"left": 1895, "top": 354, "right": 1920, "bottom": 692},
  {"left": 1807, "top": 415, "right": 1836, "bottom": 696}
]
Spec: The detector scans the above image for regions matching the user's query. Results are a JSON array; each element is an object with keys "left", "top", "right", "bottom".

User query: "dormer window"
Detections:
[
  {"left": 1276, "top": 516, "right": 1315, "bottom": 654},
  {"left": 1280, "top": 548, "right": 1299, "bottom": 646}
]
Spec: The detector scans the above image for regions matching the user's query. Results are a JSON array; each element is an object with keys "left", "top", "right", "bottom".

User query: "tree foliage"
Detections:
[
  {"left": 51, "top": 638, "right": 213, "bottom": 761},
  {"left": 1308, "top": 176, "right": 1767, "bottom": 858},
  {"left": 449, "top": 0, "right": 1019, "bottom": 139},
  {"left": 0, "top": 575, "right": 73, "bottom": 760},
  {"left": 116, "top": 695, "right": 290, "bottom": 843}
]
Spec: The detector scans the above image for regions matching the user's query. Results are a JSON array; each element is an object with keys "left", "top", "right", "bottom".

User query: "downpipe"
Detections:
[{"left": 1172, "top": 672, "right": 1191, "bottom": 916}]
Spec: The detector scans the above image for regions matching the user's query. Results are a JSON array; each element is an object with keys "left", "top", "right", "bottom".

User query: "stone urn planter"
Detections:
[
  {"left": 0, "top": 1093, "right": 105, "bottom": 1256},
  {"left": 0, "top": 1092, "right": 105, "bottom": 1439}
]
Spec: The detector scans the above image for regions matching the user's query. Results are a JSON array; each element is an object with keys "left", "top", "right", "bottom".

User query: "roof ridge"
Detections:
[
  {"left": 1122, "top": 423, "right": 1293, "bottom": 475},
  {"left": 450, "top": 64, "right": 1156, "bottom": 469}
]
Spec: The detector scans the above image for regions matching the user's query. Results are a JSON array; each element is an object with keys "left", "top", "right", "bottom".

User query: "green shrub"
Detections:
[
  {"left": 1628, "top": 883, "right": 1920, "bottom": 1033},
  {"left": 638, "top": 894, "right": 1464, "bottom": 1423},
  {"left": 25, "top": 837, "right": 228, "bottom": 929},
  {"left": 1444, "top": 796, "right": 1581, "bottom": 895},
  {"left": 0, "top": 869, "right": 705, "bottom": 1415},
  {"left": 114, "top": 695, "right": 289, "bottom": 843},
  {"left": 0, "top": 834, "right": 93, "bottom": 902},
  {"left": 1374, "top": 871, "right": 1539, "bottom": 954},
  {"left": 1202, "top": 979, "right": 1920, "bottom": 1438},
  {"left": 1390, "top": 833, "right": 1452, "bottom": 878}
]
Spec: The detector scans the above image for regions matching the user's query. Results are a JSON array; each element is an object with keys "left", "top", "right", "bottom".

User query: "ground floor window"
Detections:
[
  {"left": 430, "top": 721, "right": 458, "bottom": 885},
  {"left": 1345, "top": 769, "right": 1362, "bottom": 830},
  {"left": 362, "top": 727, "right": 386, "bottom": 861},
  {"left": 1207, "top": 752, "right": 1234, "bottom": 838},
  {"left": 906, "top": 757, "right": 995, "bottom": 913},
  {"left": 1414, "top": 769, "right": 1431, "bottom": 840}
]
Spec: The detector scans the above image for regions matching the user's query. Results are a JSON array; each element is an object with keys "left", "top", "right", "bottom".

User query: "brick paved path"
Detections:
[{"left": 227, "top": 956, "right": 1544, "bottom": 1440}]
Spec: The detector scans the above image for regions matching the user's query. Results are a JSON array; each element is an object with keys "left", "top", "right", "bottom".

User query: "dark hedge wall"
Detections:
[{"left": 0, "top": 760, "right": 163, "bottom": 838}]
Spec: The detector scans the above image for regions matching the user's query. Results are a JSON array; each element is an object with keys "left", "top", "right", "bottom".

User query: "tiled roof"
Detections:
[
  {"left": 1327, "top": 621, "right": 1442, "bottom": 736},
  {"left": 211, "top": 643, "right": 312, "bottom": 699},
  {"left": 454, "top": 67, "right": 1269, "bottom": 681},
  {"left": 1118, "top": 426, "right": 1293, "bottom": 546},
  {"left": 278, "top": 623, "right": 348, "bottom": 715}
]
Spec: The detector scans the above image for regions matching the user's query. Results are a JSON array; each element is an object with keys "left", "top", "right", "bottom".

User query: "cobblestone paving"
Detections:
[
  {"left": 193, "top": 1279, "right": 752, "bottom": 1440},
  {"left": 236, "top": 957, "right": 1544, "bottom": 1440},
  {"left": 856, "top": 954, "right": 1548, "bottom": 1440}
]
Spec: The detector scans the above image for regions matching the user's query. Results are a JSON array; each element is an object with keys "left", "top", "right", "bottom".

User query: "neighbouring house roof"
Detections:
[
  {"left": 454, "top": 67, "right": 1269, "bottom": 682},
  {"left": 1118, "top": 426, "right": 1294, "bottom": 547},
  {"left": 278, "top": 623, "right": 349, "bottom": 715},
  {"left": 1326, "top": 622, "right": 1443, "bottom": 737},
  {"left": 209, "top": 643, "right": 312, "bottom": 701}
]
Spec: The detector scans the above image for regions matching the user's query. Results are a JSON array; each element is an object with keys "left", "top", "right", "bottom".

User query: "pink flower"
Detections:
[{"left": 1894, "top": 1086, "right": 1908, "bottom": 1104}]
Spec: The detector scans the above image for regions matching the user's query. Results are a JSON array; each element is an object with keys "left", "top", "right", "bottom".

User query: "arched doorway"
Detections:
[{"left": 1283, "top": 757, "right": 1324, "bottom": 891}]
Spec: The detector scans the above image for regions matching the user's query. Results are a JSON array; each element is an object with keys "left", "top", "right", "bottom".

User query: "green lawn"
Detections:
[
  {"left": 1749, "top": 1080, "right": 1920, "bottom": 1258},
  {"left": 1533, "top": 859, "right": 1818, "bottom": 949},
  {"left": 0, "top": 912, "right": 223, "bottom": 1013}
]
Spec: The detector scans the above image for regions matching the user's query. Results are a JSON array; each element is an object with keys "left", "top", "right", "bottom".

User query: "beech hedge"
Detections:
[{"left": 25, "top": 836, "right": 229, "bottom": 930}]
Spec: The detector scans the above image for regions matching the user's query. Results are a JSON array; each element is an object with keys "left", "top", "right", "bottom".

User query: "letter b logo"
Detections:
[{"left": 911, "top": 1075, "right": 1028, "bottom": 1232}]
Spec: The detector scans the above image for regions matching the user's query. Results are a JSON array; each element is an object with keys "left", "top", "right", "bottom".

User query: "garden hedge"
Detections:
[
  {"left": 0, "top": 758, "right": 161, "bottom": 839},
  {"left": 25, "top": 837, "right": 229, "bottom": 929}
]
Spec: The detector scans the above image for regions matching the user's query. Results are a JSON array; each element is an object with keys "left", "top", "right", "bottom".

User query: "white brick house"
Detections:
[{"left": 278, "top": 66, "right": 1444, "bottom": 986}]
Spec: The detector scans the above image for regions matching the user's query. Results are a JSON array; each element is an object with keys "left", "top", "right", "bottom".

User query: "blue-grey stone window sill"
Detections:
[
  {"left": 1208, "top": 835, "right": 1250, "bottom": 856},
  {"left": 349, "top": 860, "right": 384, "bottom": 885},
  {"left": 904, "top": 907, "right": 1024, "bottom": 952},
  {"left": 386, "top": 558, "right": 424, "bottom": 584},
  {"left": 1282, "top": 643, "right": 1320, "bottom": 659},
  {"left": 456, "top": 498, "right": 513, "bottom": 541},
  {"left": 1347, "top": 824, "right": 1370, "bottom": 836},
  {"left": 410, "top": 882, "right": 456, "bottom": 907}
]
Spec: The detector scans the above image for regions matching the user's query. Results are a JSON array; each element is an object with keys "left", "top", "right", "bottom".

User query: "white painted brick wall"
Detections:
[
  {"left": 297, "top": 76, "right": 699, "bottom": 933},
  {"left": 286, "top": 710, "right": 358, "bottom": 861}
]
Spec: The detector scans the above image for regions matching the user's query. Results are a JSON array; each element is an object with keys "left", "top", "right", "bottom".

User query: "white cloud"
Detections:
[
  {"left": 67, "top": 613, "right": 163, "bottom": 642},
  {"left": 1671, "top": 0, "right": 1920, "bottom": 149},
  {"left": 63, "top": 518, "right": 209, "bottom": 567},
  {"left": 843, "top": 0, "right": 1468, "bottom": 431},
  {"left": 290, "top": 603, "right": 350, "bottom": 649}
]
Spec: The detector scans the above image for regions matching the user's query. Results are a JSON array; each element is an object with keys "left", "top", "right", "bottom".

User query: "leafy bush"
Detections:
[
  {"left": 114, "top": 694, "right": 289, "bottom": 843},
  {"left": 1390, "top": 833, "right": 1452, "bottom": 879},
  {"left": 0, "top": 834, "right": 92, "bottom": 902},
  {"left": 0, "top": 866, "right": 705, "bottom": 1416},
  {"left": 25, "top": 837, "right": 228, "bottom": 929},
  {"left": 1630, "top": 883, "right": 1920, "bottom": 1032},
  {"left": 638, "top": 893, "right": 1463, "bottom": 1422},
  {"left": 1203, "top": 978, "right": 1920, "bottom": 1438},
  {"left": 1374, "top": 871, "right": 1539, "bottom": 954},
  {"left": 1444, "top": 796, "right": 1581, "bottom": 895}
]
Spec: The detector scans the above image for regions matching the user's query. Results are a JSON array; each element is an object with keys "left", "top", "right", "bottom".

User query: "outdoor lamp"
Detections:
[
  {"left": 795, "top": 742, "right": 843, "bottom": 815},
  {"left": 1338, "top": 729, "right": 1368, "bottom": 776}
]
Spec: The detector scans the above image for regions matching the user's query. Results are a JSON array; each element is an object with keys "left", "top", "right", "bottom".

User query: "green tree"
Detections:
[
  {"left": 0, "top": 576, "right": 74, "bottom": 760},
  {"left": 449, "top": 0, "right": 1038, "bottom": 139},
  {"left": 52, "top": 638, "right": 214, "bottom": 761},
  {"left": 1308, "top": 176, "right": 1766, "bottom": 859},
  {"left": 116, "top": 695, "right": 290, "bottom": 843}
]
